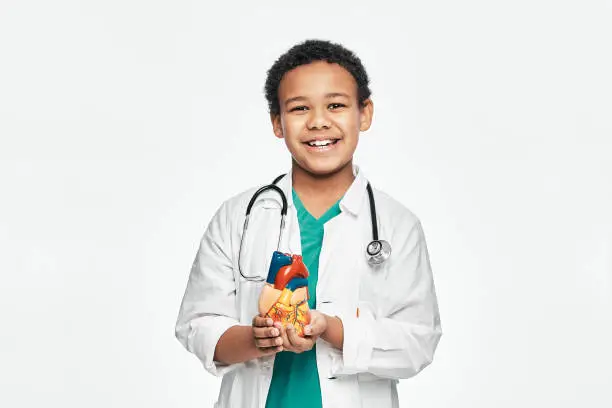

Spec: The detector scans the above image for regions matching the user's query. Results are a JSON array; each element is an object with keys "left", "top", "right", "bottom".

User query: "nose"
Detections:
[{"left": 306, "top": 106, "right": 331, "bottom": 130}]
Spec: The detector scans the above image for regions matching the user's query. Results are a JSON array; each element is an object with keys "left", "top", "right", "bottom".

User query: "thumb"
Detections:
[{"left": 305, "top": 312, "right": 325, "bottom": 336}]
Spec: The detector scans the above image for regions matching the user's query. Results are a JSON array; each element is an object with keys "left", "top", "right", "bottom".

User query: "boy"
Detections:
[{"left": 175, "top": 39, "right": 442, "bottom": 408}]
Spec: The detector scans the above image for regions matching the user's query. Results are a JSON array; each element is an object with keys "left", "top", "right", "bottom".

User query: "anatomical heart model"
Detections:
[{"left": 258, "top": 251, "right": 311, "bottom": 337}]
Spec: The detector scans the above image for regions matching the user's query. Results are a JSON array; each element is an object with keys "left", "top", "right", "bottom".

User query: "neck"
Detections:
[{"left": 291, "top": 159, "right": 355, "bottom": 201}]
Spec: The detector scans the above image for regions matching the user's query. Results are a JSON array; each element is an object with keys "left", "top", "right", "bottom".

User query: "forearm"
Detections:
[
  {"left": 213, "top": 325, "right": 265, "bottom": 365},
  {"left": 321, "top": 314, "right": 344, "bottom": 350}
]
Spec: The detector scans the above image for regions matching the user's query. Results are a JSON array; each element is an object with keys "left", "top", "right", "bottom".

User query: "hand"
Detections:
[
  {"left": 275, "top": 310, "right": 328, "bottom": 354},
  {"left": 252, "top": 315, "right": 283, "bottom": 356},
  {"left": 303, "top": 310, "right": 328, "bottom": 338},
  {"left": 275, "top": 322, "right": 315, "bottom": 354}
]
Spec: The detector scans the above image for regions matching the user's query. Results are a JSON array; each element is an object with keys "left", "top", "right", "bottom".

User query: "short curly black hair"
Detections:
[{"left": 264, "top": 39, "right": 371, "bottom": 117}]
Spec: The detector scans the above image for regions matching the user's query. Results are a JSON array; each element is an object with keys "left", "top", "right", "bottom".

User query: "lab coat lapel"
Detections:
[{"left": 317, "top": 166, "right": 370, "bottom": 304}]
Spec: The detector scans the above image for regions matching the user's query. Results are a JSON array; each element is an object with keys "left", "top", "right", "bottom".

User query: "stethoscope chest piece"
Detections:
[{"left": 366, "top": 239, "right": 391, "bottom": 266}]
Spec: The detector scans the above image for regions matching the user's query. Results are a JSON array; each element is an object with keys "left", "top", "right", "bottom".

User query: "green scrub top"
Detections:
[{"left": 265, "top": 188, "right": 342, "bottom": 408}]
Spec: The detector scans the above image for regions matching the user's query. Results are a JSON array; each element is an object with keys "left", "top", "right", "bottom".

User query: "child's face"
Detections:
[{"left": 271, "top": 60, "right": 373, "bottom": 177}]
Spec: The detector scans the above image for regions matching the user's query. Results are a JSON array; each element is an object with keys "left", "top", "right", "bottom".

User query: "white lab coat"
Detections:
[{"left": 175, "top": 165, "right": 442, "bottom": 408}]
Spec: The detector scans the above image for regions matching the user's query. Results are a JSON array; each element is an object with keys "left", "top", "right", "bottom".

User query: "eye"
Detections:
[
  {"left": 329, "top": 103, "right": 346, "bottom": 110},
  {"left": 289, "top": 106, "right": 308, "bottom": 112}
]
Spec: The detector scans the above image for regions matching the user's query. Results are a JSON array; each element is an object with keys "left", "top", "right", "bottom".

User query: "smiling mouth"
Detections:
[{"left": 303, "top": 139, "right": 341, "bottom": 147}]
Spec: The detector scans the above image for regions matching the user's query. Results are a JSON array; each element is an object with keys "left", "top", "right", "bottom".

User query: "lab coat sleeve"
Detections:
[
  {"left": 174, "top": 200, "right": 243, "bottom": 377},
  {"left": 330, "top": 219, "right": 442, "bottom": 380}
]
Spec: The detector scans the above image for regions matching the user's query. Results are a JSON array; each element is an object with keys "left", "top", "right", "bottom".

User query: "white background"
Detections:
[{"left": 1, "top": 1, "right": 611, "bottom": 407}]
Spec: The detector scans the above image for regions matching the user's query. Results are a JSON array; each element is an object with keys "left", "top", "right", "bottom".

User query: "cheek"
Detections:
[
  {"left": 336, "top": 111, "right": 361, "bottom": 131},
  {"left": 282, "top": 116, "right": 306, "bottom": 137}
]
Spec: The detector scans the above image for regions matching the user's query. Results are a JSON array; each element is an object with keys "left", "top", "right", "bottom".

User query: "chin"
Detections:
[{"left": 296, "top": 158, "right": 352, "bottom": 177}]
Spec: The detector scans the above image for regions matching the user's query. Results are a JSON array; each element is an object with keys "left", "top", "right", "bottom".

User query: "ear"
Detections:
[
  {"left": 359, "top": 98, "right": 374, "bottom": 132},
  {"left": 270, "top": 113, "right": 284, "bottom": 139}
]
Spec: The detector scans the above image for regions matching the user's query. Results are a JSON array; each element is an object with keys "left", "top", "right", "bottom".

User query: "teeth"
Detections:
[{"left": 308, "top": 139, "right": 333, "bottom": 147}]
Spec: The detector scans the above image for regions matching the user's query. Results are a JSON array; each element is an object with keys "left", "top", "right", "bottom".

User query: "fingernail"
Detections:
[
  {"left": 272, "top": 329, "right": 278, "bottom": 336},
  {"left": 276, "top": 338, "right": 282, "bottom": 345},
  {"left": 304, "top": 327, "right": 311, "bottom": 335}
]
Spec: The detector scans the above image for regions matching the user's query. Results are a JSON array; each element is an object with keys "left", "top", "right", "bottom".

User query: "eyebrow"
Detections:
[{"left": 284, "top": 92, "right": 350, "bottom": 107}]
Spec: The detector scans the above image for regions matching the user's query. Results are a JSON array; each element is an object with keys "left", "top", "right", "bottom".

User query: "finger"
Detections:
[
  {"left": 308, "top": 311, "right": 330, "bottom": 337},
  {"left": 286, "top": 324, "right": 300, "bottom": 345},
  {"left": 258, "top": 345, "right": 284, "bottom": 356},
  {"left": 304, "top": 315, "right": 317, "bottom": 336},
  {"left": 253, "top": 326, "right": 280, "bottom": 339},
  {"left": 255, "top": 336, "right": 284, "bottom": 348},
  {"left": 287, "top": 325, "right": 312, "bottom": 352},
  {"left": 304, "top": 311, "right": 317, "bottom": 335},
  {"left": 304, "top": 317, "right": 324, "bottom": 337},
  {"left": 276, "top": 323, "right": 293, "bottom": 351},
  {"left": 253, "top": 316, "right": 274, "bottom": 327}
]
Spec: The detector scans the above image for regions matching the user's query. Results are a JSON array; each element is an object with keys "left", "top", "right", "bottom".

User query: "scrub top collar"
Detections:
[{"left": 267, "top": 164, "right": 369, "bottom": 217}]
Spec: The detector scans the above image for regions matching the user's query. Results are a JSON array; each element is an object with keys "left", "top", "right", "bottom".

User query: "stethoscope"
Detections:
[{"left": 238, "top": 174, "right": 391, "bottom": 282}]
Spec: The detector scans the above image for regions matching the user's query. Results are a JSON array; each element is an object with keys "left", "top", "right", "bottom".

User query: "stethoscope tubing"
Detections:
[{"left": 238, "top": 174, "right": 389, "bottom": 281}]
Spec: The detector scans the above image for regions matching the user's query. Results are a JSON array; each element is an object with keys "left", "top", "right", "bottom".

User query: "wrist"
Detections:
[
  {"left": 320, "top": 314, "right": 344, "bottom": 350},
  {"left": 321, "top": 314, "right": 335, "bottom": 338}
]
